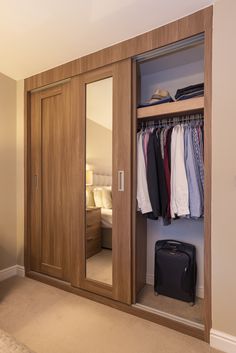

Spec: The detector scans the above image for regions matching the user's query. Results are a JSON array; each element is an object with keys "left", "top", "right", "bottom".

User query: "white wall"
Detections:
[
  {"left": 87, "top": 77, "right": 112, "bottom": 131},
  {"left": 211, "top": 0, "right": 236, "bottom": 338},
  {"left": 87, "top": 119, "right": 112, "bottom": 175},
  {"left": 0, "top": 76, "right": 24, "bottom": 270},
  {"left": 0, "top": 73, "right": 17, "bottom": 270}
]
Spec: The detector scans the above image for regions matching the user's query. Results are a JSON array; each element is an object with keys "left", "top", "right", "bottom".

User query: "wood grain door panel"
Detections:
[
  {"left": 112, "top": 60, "right": 132, "bottom": 304},
  {"left": 30, "top": 83, "right": 72, "bottom": 281}
]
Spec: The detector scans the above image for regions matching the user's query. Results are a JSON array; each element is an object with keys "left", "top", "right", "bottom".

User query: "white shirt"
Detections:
[
  {"left": 137, "top": 131, "right": 152, "bottom": 214},
  {"left": 170, "top": 125, "right": 189, "bottom": 217}
]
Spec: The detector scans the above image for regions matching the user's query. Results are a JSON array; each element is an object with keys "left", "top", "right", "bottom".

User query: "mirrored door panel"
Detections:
[{"left": 85, "top": 77, "right": 113, "bottom": 286}]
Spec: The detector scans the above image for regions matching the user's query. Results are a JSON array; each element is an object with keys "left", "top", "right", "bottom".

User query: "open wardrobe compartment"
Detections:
[
  {"left": 25, "top": 7, "right": 212, "bottom": 343},
  {"left": 132, "top": 32, "right": 211, "bottom": 339}
]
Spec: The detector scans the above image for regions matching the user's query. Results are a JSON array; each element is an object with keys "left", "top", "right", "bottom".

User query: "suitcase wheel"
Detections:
[{"left": 154, "top": 291, "right": 159, "bottom": 296}]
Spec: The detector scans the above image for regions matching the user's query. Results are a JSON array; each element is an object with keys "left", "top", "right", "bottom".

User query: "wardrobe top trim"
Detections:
[
  {"left": 25, "top": 6, "right": 213, "bottom": 92},
  {"left": 30, "top": 78, "right": 71, "bottom": 93}
]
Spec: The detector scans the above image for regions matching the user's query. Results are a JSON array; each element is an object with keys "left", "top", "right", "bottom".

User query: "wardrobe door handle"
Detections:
[{"left": 118, "top": 170, "right": 124, "bottom": 192}]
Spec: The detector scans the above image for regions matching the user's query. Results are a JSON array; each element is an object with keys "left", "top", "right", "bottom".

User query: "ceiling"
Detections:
[{"left": 0, "top": 0, "right": 214, "bottom": 80}]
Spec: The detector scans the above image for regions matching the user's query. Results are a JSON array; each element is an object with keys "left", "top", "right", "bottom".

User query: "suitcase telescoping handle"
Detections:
[
  {"left": 164, "top": 240, "right": 182, "bottom": 251},
  {"left": 166, "top": 240, "right": 182, "bottom": 245}
]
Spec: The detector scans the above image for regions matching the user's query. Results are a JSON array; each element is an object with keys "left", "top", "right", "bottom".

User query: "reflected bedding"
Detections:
[{"left": 101, "top": 208, "right": 112, "bottom": 228}]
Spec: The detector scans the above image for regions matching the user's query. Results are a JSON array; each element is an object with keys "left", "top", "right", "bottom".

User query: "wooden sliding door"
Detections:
[
  {"left": 30, "top": 82, "right": 74, "bottom": 281},
  {"left": 28, "top": 60, "right": 132, "bottom": 302},
  {"left": 71, "top": 59, "right": 132, "bottom": 304}
]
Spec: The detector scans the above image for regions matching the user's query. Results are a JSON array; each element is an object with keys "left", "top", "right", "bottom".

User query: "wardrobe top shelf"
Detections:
[{"left": 137, "top": 96, "right": 204, "bottom": 119}]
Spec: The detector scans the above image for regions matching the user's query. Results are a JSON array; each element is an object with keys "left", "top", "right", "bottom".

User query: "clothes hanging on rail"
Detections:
[
  {"left": 137, "top": 131, "right": 153, "bottom": 214},
  {"left": 163, "top": 127, "right": 172, "bottom": 219},
  {"left": 146, "top": 129, "right": 169, "bottom": 224},
  {"left": 143, "top": 128, "right": 151, "bottom": 167},
  {"left": 184, "top": 126, "right": 203, "bottom": 218},
  {"left": 170, "top": 125, "right": 190, "bottom": 218},
  {"left": 136, "top": 116, "right": 204, "bottom": 224}
]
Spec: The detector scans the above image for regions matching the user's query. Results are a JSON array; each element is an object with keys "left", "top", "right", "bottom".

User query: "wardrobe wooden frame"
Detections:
[{"left": 24, "top": 6, "right": 212, "bottom": 342}]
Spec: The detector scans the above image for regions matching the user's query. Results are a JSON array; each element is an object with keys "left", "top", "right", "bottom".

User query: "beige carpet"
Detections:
[
  {"left": 137, "top": 284, "right": 203, "bottom": 324},
  {"left": 0, "top": 277, "right": 222, "bottom": 353},
  {"left": 0, "top": 328, "right": 33, "bottom": 352},
  {"left": 86, "top": 249, "right": 112, "bottom": 285}
]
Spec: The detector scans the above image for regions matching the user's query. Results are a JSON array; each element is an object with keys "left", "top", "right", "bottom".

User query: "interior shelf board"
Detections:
[{"left": 137, "top": 96, "right": 204, "bottom": 119}]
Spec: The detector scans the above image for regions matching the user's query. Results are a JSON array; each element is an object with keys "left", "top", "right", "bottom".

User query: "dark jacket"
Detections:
[{"left": 147, "top": 129, "right": 169, "bottom": 224}]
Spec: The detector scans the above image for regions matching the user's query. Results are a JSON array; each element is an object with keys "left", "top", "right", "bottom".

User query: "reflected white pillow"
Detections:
[
  {"left": 86, "top": 188, "right": 95, "bottom": 207},
  {"left": 93, "top": 188, "right": 103, "bottom": 207},
  {"left": 102, "top": 188, "right": 112, "bottom": 209}
]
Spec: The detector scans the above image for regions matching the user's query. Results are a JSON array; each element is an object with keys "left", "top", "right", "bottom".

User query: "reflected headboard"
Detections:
[{"left": 93, "top": 173, "right": 112, "bottom": 187}]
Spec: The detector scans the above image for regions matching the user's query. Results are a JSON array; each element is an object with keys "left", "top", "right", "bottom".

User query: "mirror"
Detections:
[{"left": 85, "top": 77, "right": 113, "bottom": 286}]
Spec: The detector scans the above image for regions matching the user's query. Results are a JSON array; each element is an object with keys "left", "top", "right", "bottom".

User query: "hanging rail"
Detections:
[{"left": 137, "top": 113, "right": 204, "bottom": 130}]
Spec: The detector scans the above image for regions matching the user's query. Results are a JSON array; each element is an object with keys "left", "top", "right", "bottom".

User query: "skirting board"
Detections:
[
  {"left": 210, "top": 329, "right": 236, "bottom": 353},
  {"left": 0, "top": 265, "right": 25, "bottom": 281},
  {"left": 146, "top": 274, "right": 204, "bottom": 299}
]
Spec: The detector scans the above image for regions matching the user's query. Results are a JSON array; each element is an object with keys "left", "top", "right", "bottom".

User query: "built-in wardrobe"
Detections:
[{"left": 25, "top": 7, "right": 212, "bottom": 342}]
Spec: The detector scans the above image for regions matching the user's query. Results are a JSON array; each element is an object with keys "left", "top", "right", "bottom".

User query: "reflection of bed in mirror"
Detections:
[{"left": 86, "top": 173, "right": 112, "bottom": 250}]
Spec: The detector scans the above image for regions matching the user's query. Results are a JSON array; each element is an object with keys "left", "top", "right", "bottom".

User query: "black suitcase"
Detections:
[{"left": 154, "top": 240, "right": 197, "bottom": 303}]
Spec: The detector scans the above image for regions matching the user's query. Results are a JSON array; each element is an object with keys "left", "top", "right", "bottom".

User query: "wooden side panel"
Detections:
[
  {"left": 30, "top": 83, "right": 72, "bottom": 281},
  {"left": 24, "top": 89, "right": 31, "bottom": 274},
  {"left": 131, "top": 60, "right": 147, "bottom": 301},
  {"left": 112, "top": 59, "right": 132, "bottom": 304},
  {"left": 135, "top": 213, "right": 147, "bottom": 297},
  {"left": 203, "top": 11, "right": 213, "bottom": 342},
  {"left": 70, "top": 75, "right": 83, "bottom": 288}
]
